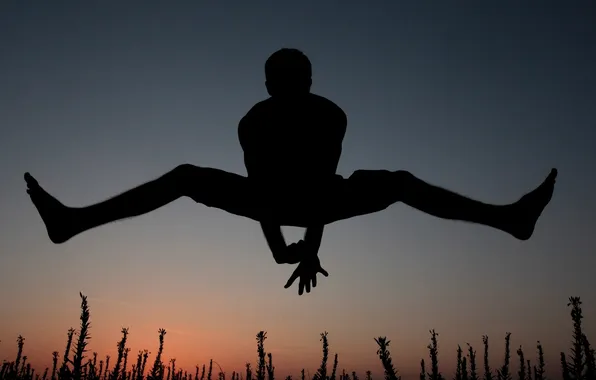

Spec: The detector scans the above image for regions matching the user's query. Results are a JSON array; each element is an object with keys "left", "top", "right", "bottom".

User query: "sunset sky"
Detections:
[{"left": 1, "top": 1, "right": 595, "bottom": 379}]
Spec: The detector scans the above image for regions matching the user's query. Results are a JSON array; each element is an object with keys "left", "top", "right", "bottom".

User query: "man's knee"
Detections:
[
  {"left": 393, "top": 170, "right": 414, "bottom": 183},
  {"left": 169, "top": 164, "right": 205, "bottom": 196}
]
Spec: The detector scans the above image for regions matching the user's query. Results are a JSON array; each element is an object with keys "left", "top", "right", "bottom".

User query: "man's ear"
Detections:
[{"left": 265, "top": 81, "right": 274, "bottom": 96}]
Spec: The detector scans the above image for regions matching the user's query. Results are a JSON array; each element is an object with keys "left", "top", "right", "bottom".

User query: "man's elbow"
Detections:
[{"left": 273, "top": 254, "right": 286, "bottom": 264}]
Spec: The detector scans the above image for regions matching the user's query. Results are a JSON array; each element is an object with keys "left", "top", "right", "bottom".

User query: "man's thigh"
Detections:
[
  {"left": 188, "top": 167, "right": 266, "bottom": 221},
  {"left": 321, "top": 169, "right": 398, "bottom": 224}
]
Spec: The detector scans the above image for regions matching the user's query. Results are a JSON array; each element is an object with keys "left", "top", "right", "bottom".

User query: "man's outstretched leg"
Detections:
[
  {"left": 24, "top": 165, "right": 255, "bottom": 244},
  {"left": 339, "top": 168, "right": 557, "bottom": 240}
]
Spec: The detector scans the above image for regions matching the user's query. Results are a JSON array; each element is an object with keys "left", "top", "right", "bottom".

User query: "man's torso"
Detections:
[{"left": 241, "top": 93, "right": 346, "bottom": 189}]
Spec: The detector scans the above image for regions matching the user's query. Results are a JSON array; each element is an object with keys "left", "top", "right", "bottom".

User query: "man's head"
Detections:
[{"left": 265, "top": 48, "right": 312, "bottom": 97}]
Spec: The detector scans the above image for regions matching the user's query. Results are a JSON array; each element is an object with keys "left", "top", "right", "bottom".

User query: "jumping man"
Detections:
[{"left": 24, "top": 48, "right": 557, "bottom": 295}]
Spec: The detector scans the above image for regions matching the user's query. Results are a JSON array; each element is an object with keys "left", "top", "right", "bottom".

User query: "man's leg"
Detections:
[
  {"left": 328, "top": 168, "right": 557, "bottom": 240},
  {"left": 24, "top": 165, "right": 259, "bottom": 244}
]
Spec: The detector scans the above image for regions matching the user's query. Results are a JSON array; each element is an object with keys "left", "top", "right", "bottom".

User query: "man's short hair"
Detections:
[{"left": 265, "top": 48, "right": 312, "bottom": 83}]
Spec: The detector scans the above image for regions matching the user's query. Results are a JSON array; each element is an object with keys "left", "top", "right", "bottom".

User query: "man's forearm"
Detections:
[
  {"left": 304, "top": 225, "right": 325, "bottom": 254},
  {"left": 261, "top": 222, "right": 287, "bottom": 263}
]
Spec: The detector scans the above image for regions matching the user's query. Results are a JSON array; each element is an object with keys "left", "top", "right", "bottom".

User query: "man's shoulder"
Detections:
[
  {"left": 309, "top": 94, "right": 347, "bottom": 122},
  {"left": 241, "top": 94, "right": 346, "bottom": 123}
]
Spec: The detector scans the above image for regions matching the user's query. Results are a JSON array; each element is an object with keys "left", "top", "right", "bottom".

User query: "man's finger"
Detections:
[
  {"left": 284, "top": 270, "right": 300, "bottom": 288},
  {"left": 319, "top": 267, "right": 329, "bottom": 277},
  {"left": 312, "top": 274, "right": 317, "bottom": 288},
  {"left": 305, "top": 280, "right": 311, "bottom": 293},
  {"left": 299, "top": 278, "right": 305, "bottom": 295}
]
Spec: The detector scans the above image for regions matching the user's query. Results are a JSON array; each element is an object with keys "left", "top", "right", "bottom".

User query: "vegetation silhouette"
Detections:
[
  {"left": 1, "top": 295, "right": 594, "bottom": 380},
  {"left": 24, "top": 48, "right": 558, "bottom": 295}
]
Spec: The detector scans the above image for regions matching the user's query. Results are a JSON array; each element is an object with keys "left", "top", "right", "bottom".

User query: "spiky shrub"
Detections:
[
  {"left": 534, "top": 342, "right": 545, "bottom": 380},
  {"left": 516, "top": 346, "right": 526, "bottom": 380},
  {"left": 14, "top": 336, "right": 25, "bottom": 376},
  {"left": 374, "top": 337, "right": 399, "bottom": 380},
  {"left": 331, "top": 354, "right": 339, "bottom": 380},
  {"left": 582, "top": 334, "right": 596, "bottom": 380},
  {"left": 122, "top": 348, "right": 131, "bottom": 380},
  {"left": 265, "top": 353, "right": 274, "bottom": 380},
  {"left": 255, "top": 332, "right": 266, "bottom": 380},
  {"left": 482, "top": 336, "right": 492, "bottom": 380},
  {"left": 496, "top": 332, "right": 512, "bottom": 380},
  {"left": 467, "top": 344, "right": 478, "bottom": 380},
  {"left": 314, "top": 332, "right": 329, "bottom": 380},
  {"left": 456, "top": 345, "right": 463, "bottom": 380},
  {"left": 111, "top": 328, "right": 130, "bottom": 380},
  {"left": 59, "top": 328, "right": 76, "bottom": 379},
  {"left": 427, "top": 330, "right": 443, "bottom": 380},
  {"left": 148, "top": 329, "right": 166, "bottom": 380},
  {"left": 565, "top": 297, "right": 586, "bottom": 380}
]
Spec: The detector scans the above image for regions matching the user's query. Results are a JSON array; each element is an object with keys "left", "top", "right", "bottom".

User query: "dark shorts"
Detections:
[{"left": 192, "top": 168, "right": 397, "bottom": 227}]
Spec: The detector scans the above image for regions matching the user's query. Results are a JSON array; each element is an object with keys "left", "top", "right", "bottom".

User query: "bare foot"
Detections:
[
  {"left": 25, "top": 172, "right": 76, "bottom": 244},
  {"left": 509, "top": 168, "right": 558, "bottom": 240}
]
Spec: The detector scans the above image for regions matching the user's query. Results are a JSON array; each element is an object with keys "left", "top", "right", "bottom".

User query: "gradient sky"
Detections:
[{"left": 1, "top": 1, "right": 595, "bottom": 379}]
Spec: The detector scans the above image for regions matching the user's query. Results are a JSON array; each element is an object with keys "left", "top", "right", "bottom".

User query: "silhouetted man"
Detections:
[{"left": 24, "top": 48, "right": 557, "bottom": 295}]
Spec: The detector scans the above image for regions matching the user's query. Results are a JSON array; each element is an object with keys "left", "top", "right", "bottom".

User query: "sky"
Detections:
[{"left": 1, "top": 1, "right": 595, "bottom": 379}]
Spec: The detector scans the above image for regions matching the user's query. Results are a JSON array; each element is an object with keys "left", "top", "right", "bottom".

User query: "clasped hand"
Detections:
[{"left": 280, "top": 240, "right": 329, "bottom": 295}]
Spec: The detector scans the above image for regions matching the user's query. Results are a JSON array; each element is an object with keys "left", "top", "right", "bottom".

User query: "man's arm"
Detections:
[
  {"left": 238, "top": 115, "right": 290, "bottom": 264},
  {"left": 303, "top": 107, "right": 347, "bottom": 253}
]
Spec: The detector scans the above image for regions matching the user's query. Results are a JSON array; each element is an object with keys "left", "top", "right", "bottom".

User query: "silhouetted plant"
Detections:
[
  {"left": 331, "top": 354, "right": 339, "bottom": 380},
  {"left": 516, "top": 346, "right": 526, "bottom": 380},
  {"left": 255, "top": 332, "right": 266, "bottom": 380},
  {"left": 19, "top": 356, "right": 27, "bottom": 378},
  {"left": 561, "top": 353, "right": 570, "bottom": 380},
  {"left": 60, "top": 329, "right": 75, "bottom": 380},
  {"left": 14, "top": 336, "right": 25, "bottom": 378},
  {"left": 169, "top": 360, "right": 176, "bottom": 380},
  {"left": 207, "top": 360, "right": 212, "bottom": 380},
  {"left": 535, "top": 342, "right": 545, "bottom": 380},
  {"left": 567, "top": 297, "right": 586, "bottom": 380},
  {"left": 245, "top": 364, "right": 251, "bottom": 380},
  {"left": 148, "top": 329, "right": 166, "bottom": 380},
  {"left": 582, "top": 334, "right": 596, "bottom": 380},
  {"left": 314, "top": 332, "right": 329, "bottom": 380},
  {"left": 122, "top": 348, "right": 131, "bottom": 380},
  {"left": 100, "top": 361, "right": 105, "bottom": 380},
  {"left": 482, "top": 336, "right": 492, "bottom": 380},
  {"left": 111, "top": 328, "right": 130, "bottom": 380},
  {"left": 104, "top": 356, "right": 111, "bottom": 380},
  {"left": 374, "top": 337, "right": 399, "bottom": 380},
  {"left": 265, "top": 353, "right": 273, "bottom": 380},
  {"left": 456, "top": 345, "right": 463, "bottom": 380},
  {"left": 496, "top": 332, "right": 512, "bottom": 380},
  {"left": 420, "top": 359, "right": 427, "bottom": 380},
  {"left": 140, "top": 351, "right": 149, "bottom": 380},
  {"left": 51, "top": 352, "right": 59, "bottom": 380},
  {"left": 467, "top": 344, "right": 478, "bottom": 380},
  {"left": 428, "top": 330, "right": 443, "bottom": 380}
]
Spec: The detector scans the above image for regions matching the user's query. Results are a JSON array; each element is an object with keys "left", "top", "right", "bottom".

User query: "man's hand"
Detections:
[
  {"left": 284, "top": 253, "right": 329, "bottom": 295},
  {"left": 276, "top": 240, "right": 306, "bottom": 264}
]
